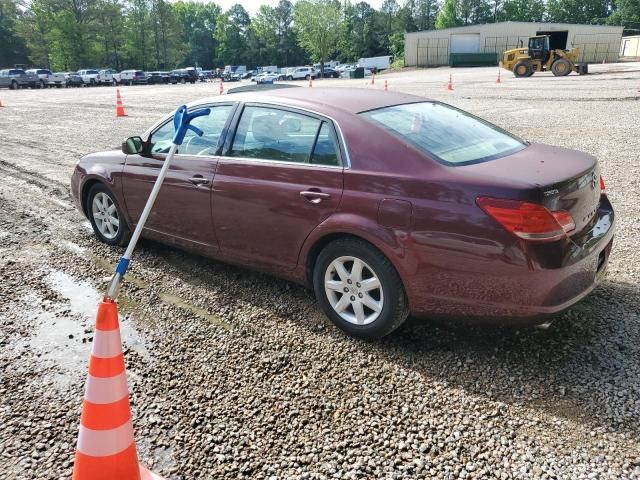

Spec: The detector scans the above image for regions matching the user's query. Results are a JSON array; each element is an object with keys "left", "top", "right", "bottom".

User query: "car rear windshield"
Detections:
[{"left": 360, "top": 102, "right": 526, "bottom": 166}]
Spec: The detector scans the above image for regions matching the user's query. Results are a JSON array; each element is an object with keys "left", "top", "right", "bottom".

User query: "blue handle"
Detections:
[{"left": 172, "top": 105, "right": 211, "bottom": 145}]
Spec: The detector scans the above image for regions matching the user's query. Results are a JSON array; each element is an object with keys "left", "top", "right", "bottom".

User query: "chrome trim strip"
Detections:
[{"left": 219, "top": 156, "right": 343, "bottom": 170}]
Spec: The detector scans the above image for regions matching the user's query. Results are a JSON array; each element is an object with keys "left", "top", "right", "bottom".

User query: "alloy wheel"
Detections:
[
  {"left": 324, "top": 256, "right": 384, "bottom": 325},
  {"left": 92, "top": 192, "right": 119, "bottom": 240}
]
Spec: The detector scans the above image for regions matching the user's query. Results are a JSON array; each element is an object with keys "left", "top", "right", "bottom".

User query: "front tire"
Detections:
[
  {"left": 513, "top": 61, "right": 532, "bottom": 78},
  {"left": 313, "top": 238, "right": 409, "bottom": 340},
  {"left": 87, "top": 184, "right": 130, "bottom": 246},
  {"left": 552, "top": 58, "right": 572, "bottom": 76}
]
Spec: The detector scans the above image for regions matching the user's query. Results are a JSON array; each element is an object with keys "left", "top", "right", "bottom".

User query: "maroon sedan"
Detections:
[{"left": 71, "top": 88, "right": 614, "bottom": 339}]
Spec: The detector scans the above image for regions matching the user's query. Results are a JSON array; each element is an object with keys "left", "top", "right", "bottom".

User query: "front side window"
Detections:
[
  {"left": 360, "top": 102, "right": 526, "bottom": 166},
  {"left": 149, "top": 105, "right": 233, "bottom": 156},
  {"left": 229, "top": 106, "right": 328, "bottom": 164}
]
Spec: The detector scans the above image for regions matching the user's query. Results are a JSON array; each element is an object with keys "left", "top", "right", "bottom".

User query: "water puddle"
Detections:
[
  {"left": 26, "top": 269, "right": 149, "bottom": 388},
  {"left": 159, "top": 292, "right": 230, "bottom": 329}
]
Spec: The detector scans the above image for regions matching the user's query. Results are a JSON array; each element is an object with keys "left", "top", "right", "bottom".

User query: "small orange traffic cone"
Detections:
[
  {"left": 496, "top": 69, "right": 501, "bottom": 84},
  {"left": 308, "top": 76, "right": 312, "bottom": 87},
  {"left": 219, "top": 78, "right": 224, "bottom": 95},
  {"left": 384, "top": 79, "right": 388, "bottom": 91},
  {"left": 72, "top": 299, "right": 163, "bottom": 480},
  {"left": 447, "top": 73, "right": 453, "bottom": 91},
  {"left": 371, "top": 72, "right": 375, "bottom": 85},
  {"left": 116, "top": 89, "right": 127, "bottom": 117}
]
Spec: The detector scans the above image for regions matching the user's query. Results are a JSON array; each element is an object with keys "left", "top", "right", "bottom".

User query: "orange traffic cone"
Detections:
[
  {"left": 384, "top": 79, "right": 388, "bottom": 91},
  {"left": 308, "top": 76, "right": 312, "bottom": 87},
  {"left": 371, "top": 72, "right": 375, "bottom": 85},
  {"left": 72, "top": 299, "right": 163, "bottom": 480},
  {"left": 116, "top": 89, "right": 127, "bottom": 117},
  {"left": 496, "top": 69, "right": 501, "bottom": 84},
  {"left": 447, "top": 73, "right": 453, "bottom": 91},
  {"left": 219, "top": 78, "right": 224, "bottom": 95}
]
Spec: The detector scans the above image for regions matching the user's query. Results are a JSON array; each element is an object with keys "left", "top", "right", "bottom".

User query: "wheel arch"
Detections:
[
  {"left": 80, "top": 177, "right": 130, "bottom": 230},
  {"left": 302, "top": 225, "right": 409, "bottom": 295}
]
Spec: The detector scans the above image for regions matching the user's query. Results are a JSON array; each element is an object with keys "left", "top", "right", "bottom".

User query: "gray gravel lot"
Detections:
[{"left": 1, "top": 64, "right": 639, "bottom": 479}]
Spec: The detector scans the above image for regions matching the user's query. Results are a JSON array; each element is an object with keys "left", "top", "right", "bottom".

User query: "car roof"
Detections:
[{"left": 189, "top": 87, "right": 427, "bottom": 115}]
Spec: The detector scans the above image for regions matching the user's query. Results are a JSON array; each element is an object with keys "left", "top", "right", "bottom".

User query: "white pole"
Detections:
[{"left": 105, "top": 143, "right": 178, "bottom": 299}]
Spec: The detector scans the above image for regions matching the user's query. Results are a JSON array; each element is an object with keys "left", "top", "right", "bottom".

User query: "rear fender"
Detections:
[{"left": 298, "top": 213, "right": 416, "bottom": 304}]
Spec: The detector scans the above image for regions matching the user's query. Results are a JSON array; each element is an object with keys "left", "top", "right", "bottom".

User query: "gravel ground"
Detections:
[{"left": 1, "top": 64, "right": 639, "bottom": 479}]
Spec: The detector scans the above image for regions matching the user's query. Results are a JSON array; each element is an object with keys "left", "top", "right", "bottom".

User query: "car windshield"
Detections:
[{"left": 360, "top": 102, "right": 526, "bottom": 165}]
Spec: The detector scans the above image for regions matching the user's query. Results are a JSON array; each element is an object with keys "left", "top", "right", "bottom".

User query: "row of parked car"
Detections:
[
  {"left": 0, "top": 67, "right": 206, "bottom": 89},
  {"left": 249, "top": 65, "right": 376, "bottom": 84}
]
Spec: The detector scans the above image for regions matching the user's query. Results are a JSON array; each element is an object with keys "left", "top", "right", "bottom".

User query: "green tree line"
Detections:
[{"left": 0, "top": 0, "right": 637, "bottom": 71}]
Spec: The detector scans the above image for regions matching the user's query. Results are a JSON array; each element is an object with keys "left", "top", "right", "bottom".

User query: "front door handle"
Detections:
[
  {"left": 189, "top": 175, "right": 210, "bottom": 186},
  {"left": 300, "top": 190, "right": 331, "bottom": 204}
]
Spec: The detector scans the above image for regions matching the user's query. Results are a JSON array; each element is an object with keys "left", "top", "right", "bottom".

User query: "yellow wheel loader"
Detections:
[{"left": 501, "top": 35, "right": 588, "bottom": 78}]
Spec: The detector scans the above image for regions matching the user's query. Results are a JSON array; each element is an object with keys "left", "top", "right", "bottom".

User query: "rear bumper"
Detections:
[{"left": 409, "top": 196, "right": 615, "bottom": 323}]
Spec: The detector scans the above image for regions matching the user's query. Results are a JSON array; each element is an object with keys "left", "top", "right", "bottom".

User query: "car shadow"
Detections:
[
  {"left": 136, "top": 240, "right": 639, "bottom": 436},
  {"left": 379, "top": 280, "right": 640, "bottom": 435}
]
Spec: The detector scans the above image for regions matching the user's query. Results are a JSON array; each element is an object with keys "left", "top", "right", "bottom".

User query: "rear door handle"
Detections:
[
  {"left": 189, "top": 175, "right": 210, "bottom": 186},
  {"left": 300, "top": 190, "right": 331, "bottom": 203}
]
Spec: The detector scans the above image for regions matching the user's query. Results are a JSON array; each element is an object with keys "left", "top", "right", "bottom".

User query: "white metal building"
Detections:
[
  {"left": 405, "top": 21, "right": 624, "bottom": 67},
  {"left": 620, "top": 36, "right": 640, "bottom": 58}
]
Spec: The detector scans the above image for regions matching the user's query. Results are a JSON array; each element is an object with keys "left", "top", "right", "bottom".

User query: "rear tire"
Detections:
[
  {"left": 287, "top": 75, "right": 293, "bottom": 81},
  {"left": 10, "top": 80, "right": 17, "bottom": 90},
  {"left": 313, "top": 238, "right": 409, "bottom": 340},
  {"left": 87, "top": 184, "right": 131, "bottom": 247},
  {"left": 551, "top": 58, "right": 572, "bottom": 76},
  {"left": 513, "top": 61, "right": 532, "bottom": 78}
]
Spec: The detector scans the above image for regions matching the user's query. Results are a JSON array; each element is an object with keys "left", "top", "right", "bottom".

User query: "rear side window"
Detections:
[
  {"left": 9, "top": 70, "right": 24, "bottom": 75},
  {"left": 150, "top": 105, "right": 233, "bottom": 156},
  {"left": 87, "top": 70, "right": 99, "bottom": 74},
  {"left": 230, "top": 106, "right": 323, "bottom": 163},
  {"left": 360, "top": 102, "right": 526, "bottom": 166}
]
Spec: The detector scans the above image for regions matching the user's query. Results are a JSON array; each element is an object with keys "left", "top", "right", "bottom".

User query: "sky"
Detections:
[{"left": 214, "top": 0, "right": 386, "bottom": 15}]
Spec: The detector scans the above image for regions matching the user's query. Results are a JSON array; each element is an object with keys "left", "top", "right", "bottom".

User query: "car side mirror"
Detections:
[{"left": 122, "top": 136, "right": 144, "bottom": 154}]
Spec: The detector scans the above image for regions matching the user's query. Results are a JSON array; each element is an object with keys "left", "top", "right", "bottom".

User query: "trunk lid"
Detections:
[{"left": 461, "top": 143, "right": 601, "bottom": 235}]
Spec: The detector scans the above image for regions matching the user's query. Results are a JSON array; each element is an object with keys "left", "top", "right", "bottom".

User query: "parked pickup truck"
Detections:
[
  {"left": 0, "top": 69, "right": 39, "bottom": 89},
  {"left": 77, "top": 69, "right": 101, "bottom": 86},
  {"left": 26, "top": 69, "right": 66, "bottom": 88},
  {"left": 98, "top": 69, "right": 118, "bottom": 85}
]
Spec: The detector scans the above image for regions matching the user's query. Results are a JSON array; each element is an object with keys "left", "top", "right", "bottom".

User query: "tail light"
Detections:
[
  {"left": 477, "top": 197, "right": 575, "bottom": 243},
  {"left": 600, "top": 175, "right": 606, "bottom": 194}
]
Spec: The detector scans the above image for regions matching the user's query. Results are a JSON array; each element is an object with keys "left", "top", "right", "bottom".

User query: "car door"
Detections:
[
  {"left": 212, "top": 104, "right": 344, "bottom": 270},
  {"left": 122, "top": 103, "right": 236, "bottom": 255}
]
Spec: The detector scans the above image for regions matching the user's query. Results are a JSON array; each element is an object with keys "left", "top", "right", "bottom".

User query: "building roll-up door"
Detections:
[{"left": 450, "top": 34, "right": 480, "bottom": 54}]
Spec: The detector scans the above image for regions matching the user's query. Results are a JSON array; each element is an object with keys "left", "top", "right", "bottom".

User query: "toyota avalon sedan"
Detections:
[{"left": 71, "top": 88, "right": 614, "bottom": 339}]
